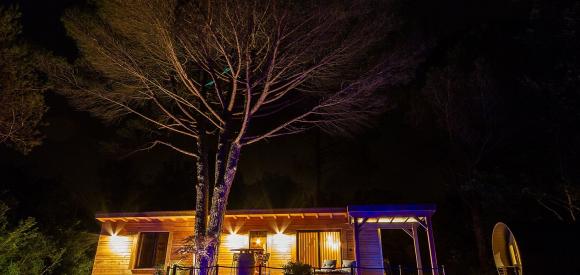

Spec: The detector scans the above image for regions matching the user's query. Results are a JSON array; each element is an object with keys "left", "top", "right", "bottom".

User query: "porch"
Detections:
[{"left": 92, "top": 205, "right": 442, "bottom": 275}]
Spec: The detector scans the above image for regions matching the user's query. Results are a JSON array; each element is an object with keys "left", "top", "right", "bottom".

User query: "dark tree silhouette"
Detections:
[{"left": 0, "top": 6, "right": 47, "bottom": 154}]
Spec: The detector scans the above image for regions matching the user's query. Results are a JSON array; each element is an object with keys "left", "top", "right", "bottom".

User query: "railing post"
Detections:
[
  {"left": 398, "top": 265, "right": 403, "bottom": 275},
  {"left": 441, "top": 265, "right": 446, "bottom": 275},
  {"left": 172, "top": 265, "right": 177, "bottom": 275},
  {"left": 166, "top": 265, "right": 171, "bottom": 275}
]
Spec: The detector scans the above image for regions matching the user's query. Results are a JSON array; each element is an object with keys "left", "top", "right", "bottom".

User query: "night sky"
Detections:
[{"left": 2, "top": 0, "right": 580, "bottom": 274}]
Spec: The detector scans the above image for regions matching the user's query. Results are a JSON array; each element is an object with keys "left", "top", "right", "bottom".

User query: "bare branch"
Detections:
[{"left": 125, "top": 140, "right": 199, "bottom": 159}]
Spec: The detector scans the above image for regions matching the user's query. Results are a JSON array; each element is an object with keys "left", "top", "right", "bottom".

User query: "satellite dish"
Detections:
[{"left": 492, "top": 222, "right": 523, "bottom": 275}]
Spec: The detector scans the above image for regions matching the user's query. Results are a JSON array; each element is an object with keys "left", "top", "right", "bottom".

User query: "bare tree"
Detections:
[
  {"left": 49, "top": 0, "right": 418, "bottom": 271},
  {"left": 420, "top": 56, "right": 503, "bottom": 273},
  {"left": 525, "top": 181, "right": 580, "bottom": 223}
]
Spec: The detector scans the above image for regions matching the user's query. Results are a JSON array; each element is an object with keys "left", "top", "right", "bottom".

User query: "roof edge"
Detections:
[{"left": 95, "top": 207, "right": 347, "bottom": 219}]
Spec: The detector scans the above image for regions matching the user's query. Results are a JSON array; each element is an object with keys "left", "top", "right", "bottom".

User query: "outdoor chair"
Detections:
[
  {"left": 256, "top": 253, "right": 270, "bottom": 275},
  {"left": 314, "top": 260, "right": 337, "bottom": 273},
  {"left": 339, "top": 260, "right": 356, "bottom": 273},
  {"left": 314, "top": 260, "right": 356, "bottom": 274}
]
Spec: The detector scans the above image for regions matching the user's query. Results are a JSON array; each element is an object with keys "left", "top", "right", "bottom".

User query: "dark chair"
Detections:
[
  {"left": 314, "top": 259, "right": 337, "bottom": 273},
  {"left": 339, "top": 260, "right": 356, "bottom": 273}
]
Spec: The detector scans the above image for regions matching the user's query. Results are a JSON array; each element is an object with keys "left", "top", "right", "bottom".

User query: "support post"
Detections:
[
  {"left": 412, "top": 223, "right": 424, "bottom": 275},
  {"left": 352, "top": 217, "right": 368, "bottom": 275},
  {"left": 353, "top": 218, "right": 361, "bottom": 275},
  {"left": 425, "top": 216, "right": 439, "bottom": 275}
]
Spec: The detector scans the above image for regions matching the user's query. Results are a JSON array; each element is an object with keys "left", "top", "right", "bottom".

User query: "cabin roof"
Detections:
[
  {"left": 95, "top": 207, "right": 347, "bottom": 222},
  {"left": 96, "top": 204, "right": 435, "bottom": 222}
]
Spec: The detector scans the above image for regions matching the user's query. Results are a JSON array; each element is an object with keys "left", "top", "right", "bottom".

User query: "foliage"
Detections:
[
  {"left": 0, "top": 202, "right": 97, "bottom": 274},
  {"left": 52, "top": 227, "right": 97, "bottom": 275},
  {"left": 282, "top": 261, "right": 313, "bottom": 275},
  {"left": 0, "top": 5, "right": 47, "bottom": 154},
  {"left": 0, "top": 202, "right": 64, "bottom": 275},
  {"left": 153, "top": 265, "right": 164, "bottom": 275}
]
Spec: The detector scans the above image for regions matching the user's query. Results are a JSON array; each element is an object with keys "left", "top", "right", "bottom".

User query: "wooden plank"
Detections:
[{"left": 93, "top": 214, "right": 355, "bottom": 275}]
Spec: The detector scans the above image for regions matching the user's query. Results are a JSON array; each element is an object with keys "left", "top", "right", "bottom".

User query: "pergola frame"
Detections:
[{"left": 348, "top": 204, "right": 439, "bottom": 275}]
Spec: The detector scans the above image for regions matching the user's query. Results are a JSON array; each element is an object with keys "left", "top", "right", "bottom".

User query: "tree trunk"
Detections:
[
  {"left": 468, "top": 200, "right": 490, "bottom": 273},
  {"left": 197, "top": 137, "right": 242, "bottom": 275},
  {"left": 194, "top": 132, "right": 211, "bottom": 271}
]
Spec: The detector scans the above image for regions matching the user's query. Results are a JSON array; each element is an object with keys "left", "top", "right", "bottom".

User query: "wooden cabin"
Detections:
[{"left": 92, "top": 205, "right": 440, "bottom": 275}]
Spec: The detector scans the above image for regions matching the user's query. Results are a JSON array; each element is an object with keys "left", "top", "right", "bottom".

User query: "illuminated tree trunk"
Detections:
[
  {"left": 195, "top": 130, "right": 242, "bottom": 275},
  {"left": 194, "top": 132, "right": 211, "bottom": 272}
]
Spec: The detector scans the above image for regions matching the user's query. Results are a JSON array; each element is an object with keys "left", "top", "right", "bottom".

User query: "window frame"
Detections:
[
  {"left": 248, "top": 230, "right": 268, "bottom": 251},
  {"left": 132, "top": 231, "right": 171, "bottom": 270},
  {"left": 296, "top": 230, "right": 342, "bottom": 268}
]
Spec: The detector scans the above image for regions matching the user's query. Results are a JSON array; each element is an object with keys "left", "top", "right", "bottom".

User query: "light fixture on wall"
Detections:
[
  {"left": 109, "top": 234, "right": 131, "bottom": 254},
  {"left": 104, "top": 222, "right": 131, "bottom": 255},
  {"left": 226, "top": 233, "right": 248, "bottom": 249},
  {"left": 272, "top": 232, "right": 294, "bottom": 253}
]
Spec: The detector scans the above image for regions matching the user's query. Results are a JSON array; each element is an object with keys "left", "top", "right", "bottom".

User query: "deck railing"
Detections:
[
  {"left": 496, "top": 266, "right": 522, "bottom": 275},
  {"left": 165, "top": 264, "right": 447, "bottom": 275}
]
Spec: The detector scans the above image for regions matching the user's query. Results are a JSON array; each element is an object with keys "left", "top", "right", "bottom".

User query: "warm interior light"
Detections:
[
  {"left": 109, "top": 234, "right": 131, "bottom": 255},
  {"left": 326, "top": 235, "right": 340, "bottom": 251}
]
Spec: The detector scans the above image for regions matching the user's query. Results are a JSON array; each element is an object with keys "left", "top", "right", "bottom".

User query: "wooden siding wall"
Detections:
[
  {"left": 356, "top": 223, "right": 383, "bottom": 275},
  {"left": 92, "top": 227, "right": 135, "bottom": 275},
  {"left": 92, "top": 215, "right": 355, "bottom": 275},
  {"left": 355, "top": 223, "right": 417, "bottom": 275},
  {"left": 92, "top": 220, "right": 194, "bottom": 274}
]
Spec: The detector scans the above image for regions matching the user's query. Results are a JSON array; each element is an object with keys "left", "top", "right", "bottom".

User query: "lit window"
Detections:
[
  {"left": 135, "top": 232, "right": 169, "bottom": 269},
  {"left": 297, "top": 231, "right": 341, "bottom": 267},
  {"left": 249, "top": 231, "right": 267, "bottom": 250}
]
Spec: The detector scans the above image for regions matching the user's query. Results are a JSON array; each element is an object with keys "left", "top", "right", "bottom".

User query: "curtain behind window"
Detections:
[
  {"left": 297, "top": 231, "right": 341, "bottom": 268},
  {"left": 319, "top": 231, "right": 341, "bottom": 266},
  {"left": 297, "top": 232, "right": 319, "bottom": 267}
]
